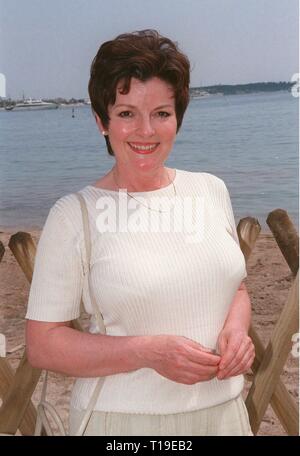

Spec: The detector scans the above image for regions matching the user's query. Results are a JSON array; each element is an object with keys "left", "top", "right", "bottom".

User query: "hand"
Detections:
[
  {"left": 216, "top": 327, "right": 255, "bottom": 380},
  {"left": 147, "top": 335, "right": 221, "bottom": 385}
]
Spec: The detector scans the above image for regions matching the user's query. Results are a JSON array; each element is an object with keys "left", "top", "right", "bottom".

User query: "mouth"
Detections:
[{"left": 128, "top": 142, "right": 159, "bottom": 154}]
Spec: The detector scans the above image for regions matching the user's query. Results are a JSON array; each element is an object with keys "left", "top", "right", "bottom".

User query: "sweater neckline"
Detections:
[{"left": 86, "top": 168, "right": 180, "bottom": 195}]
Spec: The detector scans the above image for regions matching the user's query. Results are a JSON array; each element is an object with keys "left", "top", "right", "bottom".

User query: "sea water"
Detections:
[{"left": 0, "top": 91, "right": 298, "bottom": 230}]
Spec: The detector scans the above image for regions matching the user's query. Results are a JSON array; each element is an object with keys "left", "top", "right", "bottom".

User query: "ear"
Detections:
[{"left": 94, "top": 113, "right": 107, "bottom": 134}]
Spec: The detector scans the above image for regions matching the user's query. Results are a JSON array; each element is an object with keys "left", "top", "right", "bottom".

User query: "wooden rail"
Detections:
[
  {"left": 245, "top": 209, "right": 299, "bottom": 435},
  {"left": 0, "top": 233, "right": 83, "bottom": 435}
]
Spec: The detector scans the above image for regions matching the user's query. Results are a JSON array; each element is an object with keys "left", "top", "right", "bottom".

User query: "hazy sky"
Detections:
[{"left": 0, "top": 0, "right": 298, "bottom": 99}]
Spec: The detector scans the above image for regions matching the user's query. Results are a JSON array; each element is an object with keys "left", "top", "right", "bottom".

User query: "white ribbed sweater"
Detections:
[{"left": 26, "top": 169, "right": 247, "bottom": 414}]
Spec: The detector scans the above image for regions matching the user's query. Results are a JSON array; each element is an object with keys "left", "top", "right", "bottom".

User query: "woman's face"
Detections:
[{"left": 96, "top": 77, "right": 177, "bottom": 174}]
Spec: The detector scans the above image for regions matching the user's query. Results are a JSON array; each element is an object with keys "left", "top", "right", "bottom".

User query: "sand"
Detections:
[{"left": 0, "top": 228, "right": 298, "bottom": 436}]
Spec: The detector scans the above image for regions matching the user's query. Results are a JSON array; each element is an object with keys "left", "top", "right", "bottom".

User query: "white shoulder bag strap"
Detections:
[
  {"left": 34, "top": 193, "right": 106, "bottom": 436},
  {"left": 73, "top": 192, "right": 107, "bottom": 436}
]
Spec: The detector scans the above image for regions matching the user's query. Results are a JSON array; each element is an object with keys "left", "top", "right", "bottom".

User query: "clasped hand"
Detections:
[
  {"left": 216, "top": 327, "right": 255, "bottom": 380},
  {"left": 149, "top": 330, "right": 255, "bottom": 385}
]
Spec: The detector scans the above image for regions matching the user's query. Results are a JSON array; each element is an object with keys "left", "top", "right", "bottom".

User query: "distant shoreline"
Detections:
[
  {"left": 190, "top": 81, "right": 296, "bottom": 97},
  {"left": 1, "top": 81, "right": 296, "bottom": 108},
  {"left": 0, "top": 89, "right": 294, "bottom": 111}
]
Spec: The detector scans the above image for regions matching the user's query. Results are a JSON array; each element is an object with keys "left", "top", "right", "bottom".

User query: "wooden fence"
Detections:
[{"left": 0, "top": 209, "right": 298, "bottom": 435}]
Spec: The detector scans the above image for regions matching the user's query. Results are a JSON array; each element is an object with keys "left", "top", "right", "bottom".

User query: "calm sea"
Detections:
[{"left": 0, "top": 91, "right": 298, "bottom": 230}]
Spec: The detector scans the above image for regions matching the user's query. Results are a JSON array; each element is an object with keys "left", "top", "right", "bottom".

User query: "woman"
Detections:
[{"left": 25, "top": 29, "right": 255, "bottom": 436}]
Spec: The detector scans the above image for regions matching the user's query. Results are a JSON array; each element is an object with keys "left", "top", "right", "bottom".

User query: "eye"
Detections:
[
  {"left": 118, "top": 111, "right": 133, "bottom": 118},
  {"left": 157, "top": 111, "right": 171, "bottom": 118}
]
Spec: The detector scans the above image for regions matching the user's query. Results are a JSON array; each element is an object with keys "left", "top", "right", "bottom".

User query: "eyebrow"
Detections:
[{"left": 112, "top": 104, "right": 174, "bottom": 110}]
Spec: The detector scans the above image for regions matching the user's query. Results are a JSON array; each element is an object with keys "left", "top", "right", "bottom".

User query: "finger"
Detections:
[
  {"left": 219, "top": 334, "right": 253, "bottom": 371},
  {"left": 217, "top": 335, "right": 227, "bottom": 358},
  {"left": 219, "top": 338, "right": 250, "bottom": 375},
  {"left": 218, "top": 336, "right": 244, "bottom": 372},
  {"left": 222, "top": 353, "right": 254, "bottom": 379},
  {"left": 175, "top": 362, "right": 219, "bottom": 385},
  {"left": 184, "top": 337, "right": 218, "bottom": 354},
  {"left": 197, "top": 343, "right": 216, "bottom": 353},
  {"left": 221, "top": 340, "right": 254, "bottom": 378},
  {"left": 183, "top": 338, "right": 221, "bottom": 364},
  {"left": 187, "top": 360, "right": 219, "bottom": 376},
  {"left": 185, "top": 345, "right": 221, "bottom": 366},
  {"left": 221, "top": 348, "right": 255, "bottom": 379}
]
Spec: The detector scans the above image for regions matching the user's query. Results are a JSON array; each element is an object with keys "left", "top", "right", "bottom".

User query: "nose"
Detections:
[{"left": 136, "top": 115, "right": 155, "bottom": 137}]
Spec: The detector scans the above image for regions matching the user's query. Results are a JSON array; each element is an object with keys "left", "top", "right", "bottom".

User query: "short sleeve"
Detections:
[
  {"left": 25, "top": 202, "right": 84, "bottom": 322},
  {"left": 220, "top": 180, "right": 241, "bottom": 246},
  {"left": 220, "top": 179, "right": 247, "bottom": 280}
]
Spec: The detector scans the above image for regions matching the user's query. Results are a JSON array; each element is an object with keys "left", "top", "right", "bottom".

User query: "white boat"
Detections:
[
  {"left": 190, "top": 90, "right": 210, "bottom": 99},
  {"left": 5, "top": 98, "right": 59, "bottom": 111}
]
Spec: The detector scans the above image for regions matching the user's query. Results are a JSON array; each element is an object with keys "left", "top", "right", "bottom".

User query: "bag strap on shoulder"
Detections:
[{"left": 75, "top": 193, "right": 106, "bottom": 334}]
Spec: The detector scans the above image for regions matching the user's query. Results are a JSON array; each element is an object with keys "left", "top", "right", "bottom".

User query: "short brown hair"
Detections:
[{"left": 88, "top": 29, "right": 190, "bottom": 155}]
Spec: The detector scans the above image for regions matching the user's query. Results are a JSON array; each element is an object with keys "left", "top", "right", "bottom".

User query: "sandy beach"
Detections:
[{"left": 0, "top": 228, "right": 298, "bottom": 436}]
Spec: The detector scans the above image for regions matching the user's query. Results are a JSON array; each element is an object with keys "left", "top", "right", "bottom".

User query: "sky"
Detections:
[{"left": 0, "top": 0, "right": 298, "bottom": 99}]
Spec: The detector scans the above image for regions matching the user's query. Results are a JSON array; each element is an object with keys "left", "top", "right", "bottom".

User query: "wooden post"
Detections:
[
  {"left": 267, "top": 209, "right": 299, "bottom": 276},
  {"left": 0, "top": 352, "right": 42, "bottom": 434},
  {"left": 0, "top": 234, "right": 43, "bottom": 433},
  {"left": 246, "top": 270, "right": 299, "bottom": 434},
  {"left": 0, "top": 241, "right": 4, "bottom": 263},
  {"left": 0, "top": 358, "right": 38, "bottom": 435},
  {"left": 237, "top": 217, "right": 261, "bottom": 262},
  {"left": 237, "top": 217, "right": 299, "bottom": 435},
  {"left": 0, "top": 232, "right": 84, "bottom": 434},
  {"left": 8, "top": 232, "right": 36, "bottom": 282},
  {"left": 8, "top": 232, "right": 83, "bottom": 333},
  {"left": 249, "top": 326, "right": 299, "bottom": 435}
]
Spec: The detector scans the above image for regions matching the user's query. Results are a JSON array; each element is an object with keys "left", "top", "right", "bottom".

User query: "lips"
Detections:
[{"left": 128, "top": 142, "right": 159, "bottom": 154}]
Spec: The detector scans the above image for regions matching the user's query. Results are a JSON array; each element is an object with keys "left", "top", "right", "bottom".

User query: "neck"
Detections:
[{"left": 112, "top": 166, "right": 171, "bottom": 192}]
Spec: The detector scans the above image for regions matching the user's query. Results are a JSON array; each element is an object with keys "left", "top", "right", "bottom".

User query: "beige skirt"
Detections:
[{"left": 69, "top": 394, "right": 253, "bottom": 436}]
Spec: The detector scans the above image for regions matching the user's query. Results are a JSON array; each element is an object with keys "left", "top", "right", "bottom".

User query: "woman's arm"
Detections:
[
  {"left": 216, "top": 281, "right": 255, "bottom": 380},
  {"left": 26, "top": 320, "right": 221, "bottom": 383},
  {"left": 26, "top": 320, "right": 151, "bottom": 377},
  {"left": 221, "top": 281, "right": 251, "bottom": 333}
]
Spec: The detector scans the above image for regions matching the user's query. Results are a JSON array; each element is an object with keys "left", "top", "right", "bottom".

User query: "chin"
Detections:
[{"left": 131, "top": 156, "right": 161, "bottom": 171}]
